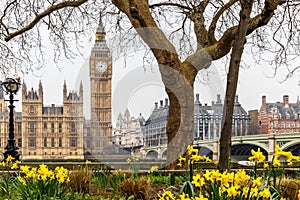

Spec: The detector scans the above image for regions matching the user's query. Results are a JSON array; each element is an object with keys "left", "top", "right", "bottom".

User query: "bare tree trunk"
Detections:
[{"left": 218, "top": 0, "right": 254, "bottom": 171}]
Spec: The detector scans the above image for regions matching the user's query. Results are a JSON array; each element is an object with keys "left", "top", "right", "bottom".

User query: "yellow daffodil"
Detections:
[
  {"left": 234, "top": 169, "right": 250, "bottom": 185},
  {"left": 258, "top": 187, "right": 270, "bottom": 198},
  {"left": 6, "top": 155, "right": 15, "bottom": 163},
  {"left": 273, "top": 157, "right": 281, "bottom": 167},
  {"left": 179, "top": 192, "right": 190, "bottom": 200},
  {"left": 227, "top": 185, "right": 240, "bottom": 197},
  {"left": 263, "top": 162, "right": 269, "bottom": 169},
  {"left": 177, "top": 155, "right": 186, "bottom": 167},
  {"left": 203, "top": 170, "right": 212, "bottom": 182},
  {"left": 248, "top": 148, "right": 266, "bottom": 163},
  {"left": 148, "top": 165, "right": 159, "bottom": 173},
  {"left": 192, "top": 174, "right": 205, "bottom": 187},
  {"left": 85, "top": 160, "right": 91, "bottom": 165},
  {"left": 252, "top": 177, "right": 262, "bottom": 187},
  {"left": 0, "top": 161, "right": 6, "bottom": 167},
  {"left": 11, "top": 162, "right": 19, "bottom": 170},
  {"left": 17, "top": 176, "right": 26, "bottom": 185},
  {"left": 194, "top": 195, "right": 208, "bottom": 200},
  {"left": 250, "top": 187, "right": 259, "bottom": 197},
  {"left": 20, "top": 165, "right": 30, "bottom": 174},
  {"left": 158, "top": 189, "right": 175, "bottom": 200}
]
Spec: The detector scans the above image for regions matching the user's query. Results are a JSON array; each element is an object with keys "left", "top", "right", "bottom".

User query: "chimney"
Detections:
[
  {"left": 195, "top": 94, "right": 200, "bottom": 103},
  {"left": 283, "top": 95, "right": 289, "bottom": 105},
  {"left": 235, "top": 95, "right": 241, "bottom": 106},
  {"left": 155, "top": 102, "right": 158, "bottom": 110},
  {"left": 165, "top": 98, "right": 168, "bottom": 107},
  {"left": 262, "top": 95, "right": 266, "bottom": 105},
  {"left": 217, "top": 94, "right": 221, "bottom": 104},
  {"left": 160, "top": 100, "right": 163, "bottom": 107}
]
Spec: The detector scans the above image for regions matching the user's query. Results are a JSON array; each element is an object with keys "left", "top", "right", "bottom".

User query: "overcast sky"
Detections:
[{"left": 15, "top": 42, "right": 300, "bottom": 127}]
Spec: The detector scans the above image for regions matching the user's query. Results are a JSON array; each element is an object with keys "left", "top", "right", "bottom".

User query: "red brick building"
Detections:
[{"left": 258, "top": 95, "right": 300, "bottom": 134}]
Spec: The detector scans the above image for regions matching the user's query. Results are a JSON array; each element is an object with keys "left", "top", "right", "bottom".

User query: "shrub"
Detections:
[
  {"left": 117, "top": 177, "right": 152, "bottom": 200},
  {"left": 69, "top": 167, "right": 92, "bottom": 194}
]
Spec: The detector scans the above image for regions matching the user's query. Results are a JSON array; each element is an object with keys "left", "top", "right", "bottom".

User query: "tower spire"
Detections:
[{"left": 96, "top": 14, "right": 106, "bottom": 42}]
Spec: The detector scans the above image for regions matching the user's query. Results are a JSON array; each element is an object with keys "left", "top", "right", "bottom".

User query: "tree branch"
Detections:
[
  {"left": 4, "top": 0, "right": 88, "bottom": 42},
  {"left": 149, "top": 2, "right": 191, "bottom": 11},
  {"left": 209, "top": 0, "right": 282, "bottom": 60},
  {"left": 207, "top": 0, "right": 239, "bottom": 45}
]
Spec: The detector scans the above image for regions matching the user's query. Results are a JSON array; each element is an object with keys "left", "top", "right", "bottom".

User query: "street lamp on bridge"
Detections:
[{"left": 2, "top": 78, "right": 21, "bottom": 161}]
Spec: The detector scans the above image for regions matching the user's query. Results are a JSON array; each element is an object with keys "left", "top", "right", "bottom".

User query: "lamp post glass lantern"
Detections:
[{"left": 2, "top": 78, "right": 21, "bottom": 161}]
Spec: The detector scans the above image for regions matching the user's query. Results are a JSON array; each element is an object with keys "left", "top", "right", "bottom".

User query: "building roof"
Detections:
[
  {"left": 25, "top": 88, "right": 39, "bottom": 99},
  {"left": 67, "top": 91, "right": 80, "bottom": 100},
  {"left": 265, "top": 102, "right": 300, "bottom": 119},
  {"left": 144, "top": 94, "right": 250, "bottom": 127},
  {"left": 43, "top": 104, "right": 63, "bottom": 115}
]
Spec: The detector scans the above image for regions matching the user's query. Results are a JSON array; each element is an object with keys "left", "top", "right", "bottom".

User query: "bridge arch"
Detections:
[
  {"left": 231, "top": 143, "right": 268, "bottom": 161},
  {"left": 145, "top": 150, "right": 159, "bottom": 159},
  {"left": 194, "top": 146, "right": 213, "bottom": 159},
  {"left": 281, "top": 141, "right": 300, "bottom": 156}
]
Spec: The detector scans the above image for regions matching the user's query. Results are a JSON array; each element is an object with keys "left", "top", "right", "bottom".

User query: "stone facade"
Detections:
[
  {"left": 112, "top": 108, "right": 144, "bottom": 151},
  {"left": 20, "top": 81, "right": 84, "bottom": 160},
  {"left": 258, "top": 95, "right": 300, "bottom": 134}
]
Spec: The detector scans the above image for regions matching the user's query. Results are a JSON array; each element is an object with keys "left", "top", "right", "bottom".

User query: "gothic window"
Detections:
[
  {"left": 44, "top": 122, "right": 47, "bottom": 129},
  {"left": 51, "top": 138, "right": 55, "bottom": 147},
  {"left": 29, "top": 122, "right": 35, "bottom": 133},
  {"left": 18, "top": 138, "right": 22, "bottom": 147},
  {"left": 70, "top": 122, "right": 76, "bottom": 133},
  {"left": 58, "top": 123, "right": 62, "bottom": 133},
  {"left": 71, "top": 107, "right": 76, "bottom": 115},
  {"left": 59, "top": 138, "right": 62, "bottom": 147},
  {"left": 44, "top": 138, "right": 47, "bottom": 147},
  {"left": 29, "top": 137, "right": 36, "bottom": 147},
  {"left": 17, "top": 122, "right": 22, "bottom": 134},
  {"left": 30, "top": 106, "right": 35, "bottom": 114},
  {"left": 51, "top": 122, "right": 55, "bottom": 133},
  {"left": 70, "top": 138, "right": 77, "bottom": 147}
]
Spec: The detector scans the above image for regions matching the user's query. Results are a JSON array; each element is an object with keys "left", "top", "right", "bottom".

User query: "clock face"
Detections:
[{"left": 96, "top": 61, "right": 107, "bottom": 73}]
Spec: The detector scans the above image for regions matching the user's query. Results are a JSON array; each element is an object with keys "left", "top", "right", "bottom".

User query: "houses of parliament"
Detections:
[{"left": 0, "top": 20, "right": 112, "bottom": 160}]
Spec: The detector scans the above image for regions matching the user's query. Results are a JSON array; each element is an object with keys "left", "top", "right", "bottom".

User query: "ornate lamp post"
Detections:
[{"left": 2, "top": 78, "right": 21, "bottom": 161}]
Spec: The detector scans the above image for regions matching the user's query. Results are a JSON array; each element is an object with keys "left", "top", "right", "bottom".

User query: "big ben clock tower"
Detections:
[{"left": 89, "top": 18, "right": 112, "bottom": 153}]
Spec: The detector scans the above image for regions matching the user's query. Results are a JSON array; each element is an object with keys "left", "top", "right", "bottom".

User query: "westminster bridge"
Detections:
[{"left": 140, "top": 133, "right": 300, "bottom": 161}]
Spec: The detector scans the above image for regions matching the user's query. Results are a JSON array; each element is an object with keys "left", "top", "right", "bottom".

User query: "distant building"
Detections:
[
  {"left": 194, "top": 94, "right": 250, "bottom": 140},
  {"left": 143, "top": 94, "right": 251, "bottom": 147},
  {"left": 258, "top": 95, "right": 300, "bottom": 134},
  {"left": 142, "top": 99, "right": 168, "bottom": 147},
  {"left": 112, "top": 108, "right": 144, "bottom": 151}
]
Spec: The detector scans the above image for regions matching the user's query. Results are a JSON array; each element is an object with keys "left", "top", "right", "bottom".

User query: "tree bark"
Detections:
[{"left": 218, "top": 0, "right": 254, "bottom": 171}]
